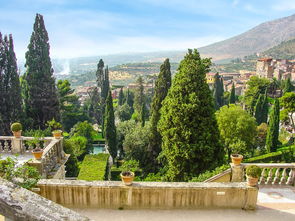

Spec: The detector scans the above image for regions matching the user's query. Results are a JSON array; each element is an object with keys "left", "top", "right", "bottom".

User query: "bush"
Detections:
[
  {"left": 190, "top": 164, "right": 230, "bottom": 182},
  {"left": 10, "top": 122, "right": 22, "bottom": 132},
  {"left": 246, "top": 165, "right": 262, "bottom": 178},
  {"left": 77, "top": 154, "right": 110, "bottom": 181}
]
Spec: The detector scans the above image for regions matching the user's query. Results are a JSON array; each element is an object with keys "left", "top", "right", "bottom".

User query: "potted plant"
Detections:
[
  {"left": 120, "top": 160, "right": 139, "bottom": 186},
  {"left": 32, "top": 148, "right": 43, "bottom": 160},
  {"left": 230, "top": 154, "right": 243, "bottom": 166},
  {"left": 246, "top": 165, "right": 262, "bottom": 187},
  {"left": 26, "top": 133, "right": 44, "bottom": 160},
  {"left": 11, "top": 122, "right": 22, "bottom": 138},
  {"left": 47, "top": 119, "right": 63, "bottom": 139}
]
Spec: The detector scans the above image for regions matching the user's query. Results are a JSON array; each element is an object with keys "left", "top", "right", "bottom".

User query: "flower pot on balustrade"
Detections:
[
  {"left": 230, "top": 154, "right": 243, "bottom": 166},
  {"left": 52, "top": 130, "right": 62, "bottom": 139},
  {"left": 32, "top": 148, "right": 43, "bottom": 160},
  {"left": 246, "top": 176, "right": 259, "bottom": 187},
  {"left": 12, "top": 130, "right": 22, "bottom": 138},
  {"left": 120, "top": 171, "right": 134, "bottom": 186},
  {"left": 246, "top": 165, "right": 262, "bottom": 187},
  {"left": 11, "top": 122, "right": 23, "bottom": 138}
]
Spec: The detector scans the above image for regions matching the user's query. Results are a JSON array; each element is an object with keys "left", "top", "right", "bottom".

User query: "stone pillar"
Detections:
[
  {"left": 11, "top": 138, "right": 23, "bottom": 154},
  {"left": 231, "top": 163, "right": 245, "bottom": 182}
]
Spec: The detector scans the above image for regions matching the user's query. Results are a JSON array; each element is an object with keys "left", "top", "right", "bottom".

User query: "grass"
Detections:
[{"left": 77, "top": 154, "right": 109, "bottom": 181}]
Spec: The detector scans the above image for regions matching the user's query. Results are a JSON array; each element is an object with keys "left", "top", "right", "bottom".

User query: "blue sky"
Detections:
[{"left": 0, "top": 0, "right": 294, "bottom": 59}]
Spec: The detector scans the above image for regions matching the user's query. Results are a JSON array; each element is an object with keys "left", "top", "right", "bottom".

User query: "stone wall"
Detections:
[
  {"left": 0, "top": 178, "right": 90, "bottom": 221},
  {"left": 38, "top": 179, "right": 258, "bottom": 210}
]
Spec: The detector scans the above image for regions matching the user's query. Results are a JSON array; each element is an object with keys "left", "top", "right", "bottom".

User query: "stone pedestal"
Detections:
[
  {"left": 231, "top": 163, "right": 245, "bottom": 182},
  {"left": 11, "top": 138, "right": 23, "bottom": 154}
]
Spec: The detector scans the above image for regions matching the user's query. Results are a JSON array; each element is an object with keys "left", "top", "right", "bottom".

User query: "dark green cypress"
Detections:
[
  {"left": 158, "top": 49, "right": 224, "bottom": 181},
  {"left": 134, "top": 76, "right": 144, "bottom": 114},
  {"left": 266, "top": 99, "right": 280, "bottom": 152},
  {"left": 254, "top": 94, "right": 264, "bottom": 125},
  {"left": 101, "top": 66, "right": 110, "bottom": 103},
  {"left": 148, "top": 58, "right": 171, "bottom": 171},
  {"left": 23, "top": 14, "right": 60, "bottom": 129},
  {"left": 118, "top": 88, "right": 124, "bottom": 106},
  {"left": 104, "top": 91, "right": 117, "bottom": 160},
  {"left": 283, "top": 78, "right": 293, "bottom": 94},
  {"left": 213, "top": 73, "right": 224, "bottom": 109},
  {"left": 261, "top": 92, "right": 268, "bottom": 124},
  {"left": 229, "top": 83, "right": 236, "bottom": 104},
  {"left": 0, "top": 33, "right": 8, "bottom": 133}
]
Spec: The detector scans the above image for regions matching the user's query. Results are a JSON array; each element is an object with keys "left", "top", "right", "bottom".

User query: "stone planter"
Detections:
[
  {"left": 32, "top": 149, "right": 43, "bottom": 160},
  {"left": 120, "top": 171, "right": 134, "bottom": 186},
  {"left": 247, "top": 175, "right": 259, "bottom": 187},
  {"left": 231, "top": 154, "right": 243, "bottom": 166},
  {"left": 52, "top": 130, "right": 62, "bottom": 139},
  {"left": 12, "top": 130, "right": 22, "bottom": 138}
]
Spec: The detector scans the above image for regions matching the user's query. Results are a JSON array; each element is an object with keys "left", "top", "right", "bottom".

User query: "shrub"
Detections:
[
  {"left": 246, "top": 165, "right": 262, "bottom": 178},
  {"left": 77, "top": 154, "right": 110, "bottom": 181},
  {"left": 190, "top": 164, "right": 230, "bottom": 182},
  {"left": 121, "top": 160, "right": 140, "bottom": 172},
  {"left": 10, "top": 122, "right": 22, "bottom": 132}
]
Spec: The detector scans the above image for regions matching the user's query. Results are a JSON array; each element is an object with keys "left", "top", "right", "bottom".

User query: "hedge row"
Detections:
[
  {"left": 77, "top": 154, "right": 110, "bottom": 181},
  {"left": 244, "top": 145, "right": 295, "bottom": 163},
  {"left": 190, "top": 164, "right": 230, "bottom": 182}
]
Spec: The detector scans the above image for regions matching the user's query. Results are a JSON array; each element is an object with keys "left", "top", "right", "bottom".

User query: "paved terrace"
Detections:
[{"left": 73, "top": 185, "right": 295, "bottom": 221}]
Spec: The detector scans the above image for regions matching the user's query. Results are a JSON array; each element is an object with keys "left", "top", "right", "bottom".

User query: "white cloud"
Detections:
[{"left": 272, "top": 0, "right": 295, "bottom": 11}]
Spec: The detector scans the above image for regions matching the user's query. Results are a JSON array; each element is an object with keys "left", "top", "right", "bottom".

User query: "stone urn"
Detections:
[
  {"left": 231, "top": 154, "right": 243, "bottom": 166},
  {"left": 32, "top": 148, "right": 43, "bottom": 160},
  {"left": 52, "top": 130, "right": 62, "bottom": 139},
  {"left": 120, "top": 171, "right": 134, "bottom": 186}
]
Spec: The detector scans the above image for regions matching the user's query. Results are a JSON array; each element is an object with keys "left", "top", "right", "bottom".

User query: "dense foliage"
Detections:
[
  {"left": 158, "top": 49, "right": 224, "bottom": 181},
  {"left": 266, "top": 99, "right": 280, "bottom": 152}
]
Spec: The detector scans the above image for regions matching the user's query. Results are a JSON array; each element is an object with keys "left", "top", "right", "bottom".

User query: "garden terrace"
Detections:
[{"left": 0, "top": 136, "right": 68, "bottom": 179}]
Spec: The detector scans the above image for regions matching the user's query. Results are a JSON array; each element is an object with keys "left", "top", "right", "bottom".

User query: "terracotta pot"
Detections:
[
  {"left": 12, "top": 130, "right": 22, "bottom": 138},
  {"left": 231, "top": 154, "right": 243, "bottom": 166},
  {"left": 52, "top": 130, "right": 62, "bottom": 139},
  {"left": 32, "top": 150, "right": 43, "bottom": 160},
  {"left": 247, "top": 175, "right": 259, "bottom": 187},
  {"left": 120, "top": 172, "right": 134, "bottom": 186}
]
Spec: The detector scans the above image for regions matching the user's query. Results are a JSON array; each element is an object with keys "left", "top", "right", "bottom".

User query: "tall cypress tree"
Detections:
[
  {"left": 104, "top": 91, "right": 117, "bottom": 160},
  {"left": 148, "top": 58, "right": 171, "bottom": 171},
  {"left": 158, "top": 49, "right": 224, "bottom": 181},
  {"left": 23, "top": 14, "right": 60, "bottom": 129},
  {"left": 213, "top": 73, "right": 224, "bottom": 109},
  {"left": 118, "top": 88, "right": 124, "bottom": 106},
  {"left": 0, "top": 34, "right": 22, "bottom": 134},
  {"left": 134, "top": 76, "right": 144, "bottom": 114},
  {"left": 254, "top": 93, "right": 268, "bottom": 125},
  {"left": 229, "top": 83, "right": 235, "bottom": 104},
  {"left": 101, "top": 66, "right": 110, "bottom": 102},
  {"left": 261, "top": 92, "right": 268, "bottom": 124},
  {"left": 266, "top": 99, "right": 280, "bottom": 152}
]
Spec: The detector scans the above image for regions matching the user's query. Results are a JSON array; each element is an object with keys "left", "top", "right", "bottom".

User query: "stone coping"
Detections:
[{"left": 38, "top": 179, "right": 251, "bottom": 189}]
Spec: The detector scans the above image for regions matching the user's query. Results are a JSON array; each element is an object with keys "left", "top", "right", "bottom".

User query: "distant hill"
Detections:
[
  {"left": 260, "top": 38, "right": 295, "bottom": 59},
  {"left": 198, "top": 14, "right": 295, "bottom": 60}
]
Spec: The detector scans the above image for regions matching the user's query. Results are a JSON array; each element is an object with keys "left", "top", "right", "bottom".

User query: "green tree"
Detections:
[
  {"left": 115, "top": 103, "right": 132, "bottom": 122},
  {"left": 283, "top": 78, "right": 294, "bottom": 94},
  {"left": 213, "top": 73, "right": 224, "bottom": 109},
  {"left": 148, "top": 58, "right": 171, "bottom": 171},
  {"left": 254, "top": 93, "right": 268, "bottom": 125},
  {"left": 57, "top": 80, "right": 85, "bottom": 131},
  {"left": 23, "top": 14, "right": 60, "bottom": 129},
  {"left": 280, "top": 92, "right": 295, "bottom": 131},
  {"left": 133, "top": 76, "right": 145, "bottom": 114},
  {"left": 244, "top": 76, "right": 270, "bottom": 114},
  {"left": 158, "top": 49, "right": 224, "bottom": 181},
  {"left": 266, "top": 99, "right": 280, "bottom": 152},
  {"left": 216, "top": 104, "right": 257, "bottom": 158},
  {"left": 140, "top": 103, "right": 145, "bottom": 127},
  {"left": 229, "top": 83, "right": 236, "bottom": 104},
  {"left": 87, "top": 87, "right": 101, "bottom": 125},
  {"left": 118, "top": 88, "right": 124, "bottom": 106},
  {"left": 104, "top": 91, "right": 117, "bottom": 160},
  {"left": 125, "top": 89, "right": 134, "bottom": 112},
  {"left": 0, "top": 34, "right": 22, "bottom": 134}
]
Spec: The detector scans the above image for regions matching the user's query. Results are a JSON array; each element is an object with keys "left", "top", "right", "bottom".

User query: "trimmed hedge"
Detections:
[
  {"left": 190, "top": 164, "right": 230, "bottom": 182},
  {"left": 77, "top": 154, "right": 110, "bottom": 181},
  {"left": 245, "top": 145, "right": 295, "bottom": 163}
]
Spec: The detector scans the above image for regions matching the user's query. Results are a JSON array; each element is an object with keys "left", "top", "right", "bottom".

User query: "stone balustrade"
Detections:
[
  {"left": 231, "top": 163, "right": 295, "bottom": 185},
  {"left": 0, "top": 136, "right": 68, "bottom": 179}
]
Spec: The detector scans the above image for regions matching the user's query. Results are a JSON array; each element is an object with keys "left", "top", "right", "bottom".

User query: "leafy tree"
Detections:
[
  {"left": 280, "top": 92, "right": 295, "bottom": 130},
  {"left": 23, "top": 14, "right": 60, "bottom": 129},
  {"left": 133, "top": 76, "right": 145, "bottom": 114},
  {"left": 244, "top": 76, "right": 270, "bottom": 114},
  {"left": 140, "top": 103, "right": 145, "bottom": 127},
  {"left": 158, "top": 49, "right": 224, "bottom": 181},
  {"left": 118, "top": 88, "right": 124, "bottom": 106},
  {"left": 115, "top": 103, "right": 132, "bottom": 122},
  {"left": 125, "top": 89, "right": 134, "bottom": 111},
  {"left": 87, "top": 87, "right": 101, "bottom": 125},
  {"left": 148, "top": 58, "right": 171, "bottom": 171},
  {"left": 229, "top": 83, "right": 236, "bottom": 104},
  {"left": 216, "top": 104, "right": 257, "bottom": 158},
  {"left": 57, "top": 80, "right": 85, "bottom": 131},
  {"left": 256, "top": 123, "right": 268, "bottom": 152},
  {"left": 266, "top": 99, "right": 280, "bottom": 152},
  {"left": 104, "top": 91, "right": 117, "bottom": 160},
  {"left": 116, "top": 120, "right": 137, "bottom": 158},
  {"left": 283, "top": 78, "right": 294, "bottom": 94},
  {"left": 213, "top": 73, "right": 224, "bottom": 109}
]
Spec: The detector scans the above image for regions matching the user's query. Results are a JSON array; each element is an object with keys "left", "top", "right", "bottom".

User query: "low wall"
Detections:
[{"left": 38, "top": 180, "right": 258, "bottom": 210}]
